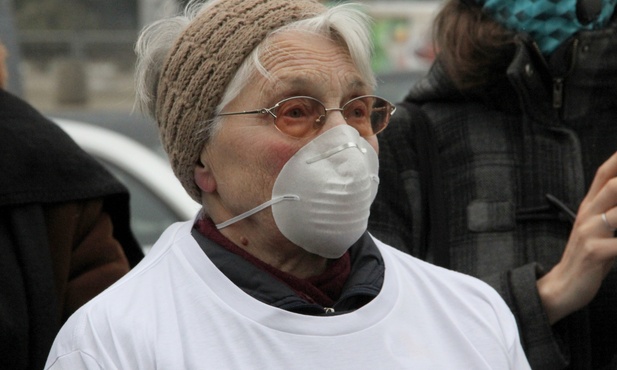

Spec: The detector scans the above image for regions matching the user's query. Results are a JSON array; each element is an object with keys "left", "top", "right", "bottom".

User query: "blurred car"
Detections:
[
  {"left": 53, "top": 118, "right": 200, "bottom": 253},
  {"left": 52, "top": 111, "right": 166, "bottom": 157}
]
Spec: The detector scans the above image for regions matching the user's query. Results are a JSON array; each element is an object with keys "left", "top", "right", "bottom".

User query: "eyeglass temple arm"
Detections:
[{"left": 218, "top": 108, "right": 269, "bottom": 117}]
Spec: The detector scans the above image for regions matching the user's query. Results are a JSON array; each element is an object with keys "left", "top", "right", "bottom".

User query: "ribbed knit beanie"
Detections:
[{"left": 156, "top": 0, "right": 326, "bottom": 202}]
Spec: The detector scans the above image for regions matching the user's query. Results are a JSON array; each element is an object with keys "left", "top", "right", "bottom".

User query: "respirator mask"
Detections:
[{"left": 216, "top": 125, "right": 379, "bottom": 258}]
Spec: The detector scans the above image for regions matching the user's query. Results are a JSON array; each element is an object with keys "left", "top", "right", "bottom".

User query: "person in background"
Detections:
[
  {"left": 45, "top": 0, "right": 530, "bottom": 368},
  {"left": 0, "top": 41, "right": 143, "bottom": 370},
  {"left": 0, "top": 43, "right": 7, "bottom": 87},
  {"left": 369, "top": 0, "right": 617, "bottom": 368}
]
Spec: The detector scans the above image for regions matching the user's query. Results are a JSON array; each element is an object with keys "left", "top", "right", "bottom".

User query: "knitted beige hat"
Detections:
[{"left": 156, "top": 0, "right": 326, "bottom": 202}]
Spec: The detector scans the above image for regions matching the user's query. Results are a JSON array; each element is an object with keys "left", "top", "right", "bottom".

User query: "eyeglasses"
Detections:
[{"left": 218, "top": 95, "right": 396, "bottom": 138}]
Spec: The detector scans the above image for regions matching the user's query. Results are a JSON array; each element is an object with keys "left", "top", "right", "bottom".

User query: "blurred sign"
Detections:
[
  {"left": 328, "top": 0, "right": 442, "bottom": 74},
  {"left": 359, "top": 1, "right": 441, "bottom": 73}
]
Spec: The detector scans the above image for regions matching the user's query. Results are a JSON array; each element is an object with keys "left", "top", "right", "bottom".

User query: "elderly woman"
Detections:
[{"left": 45, "top": 0, "right": 530, "bottom": 368}]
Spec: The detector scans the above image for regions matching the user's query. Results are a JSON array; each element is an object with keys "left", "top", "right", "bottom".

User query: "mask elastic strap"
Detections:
[{"left": 215, "top": 194, "right": 300, "bottom": 230}]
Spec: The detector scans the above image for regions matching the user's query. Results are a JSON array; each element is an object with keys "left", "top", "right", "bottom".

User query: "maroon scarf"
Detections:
[{"left": 195, "top": 218, "right": 350, "bottom": 306}]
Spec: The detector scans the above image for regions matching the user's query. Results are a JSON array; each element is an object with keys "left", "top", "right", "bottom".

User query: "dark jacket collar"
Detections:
[
  {"left": 406, "top": 22, "right": 617, "bottom": 125},
  {"left": 191, "top": 228, "right": 384, "bottom": 315}
]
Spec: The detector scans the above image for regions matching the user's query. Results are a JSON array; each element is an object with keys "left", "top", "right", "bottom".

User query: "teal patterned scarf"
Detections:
[{"left": 475, "top": 0, "right": 616, "bottom": 55}]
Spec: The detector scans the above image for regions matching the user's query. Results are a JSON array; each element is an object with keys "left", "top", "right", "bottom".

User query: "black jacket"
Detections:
[{"left": 0, "top": 89, "right": 143, "bottom": 370}]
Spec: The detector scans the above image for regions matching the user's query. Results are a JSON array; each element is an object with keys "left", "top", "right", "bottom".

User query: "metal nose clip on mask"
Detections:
[{"left": 216, "top": 125, "right": 380, "bottom": 258}]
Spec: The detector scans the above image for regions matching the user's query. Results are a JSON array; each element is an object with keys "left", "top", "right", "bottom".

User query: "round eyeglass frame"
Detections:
[{"left": 218, "top": 95, "right": 396, "bottom": 138}]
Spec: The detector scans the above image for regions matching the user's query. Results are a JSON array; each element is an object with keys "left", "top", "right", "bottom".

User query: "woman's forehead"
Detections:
[{"left": 253, "top": 32, "right": 370, "bottom": 99}]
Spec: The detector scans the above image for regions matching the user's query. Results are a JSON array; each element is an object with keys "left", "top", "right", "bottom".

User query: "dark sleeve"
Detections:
[
  {"left": 484, "top": 264, "right": 570, "bottom": 369},
  {"left": 44, "top": 199, "right": 133, "bottom": 321},
  {"left": 0, "top": 204, "right": 59, "bottom": 370},
  {"left": 0, "top": 199, "right": 137, "bottom": 370}
]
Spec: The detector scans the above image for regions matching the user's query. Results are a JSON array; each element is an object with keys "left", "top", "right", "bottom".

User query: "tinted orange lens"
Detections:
[
  {"left": 271, "top": 96, "right": 392, "bottom": 138},
  {"left": 343, "top": 96, "right": 391, "bottom": 136},
  {"left": 273, "top": 97, "right": 324, "bottom": 138}
]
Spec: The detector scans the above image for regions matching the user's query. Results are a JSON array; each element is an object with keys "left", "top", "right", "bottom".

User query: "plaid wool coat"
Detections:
[{"left": 369, "top": 26, "right": 617, "bottom": 370}]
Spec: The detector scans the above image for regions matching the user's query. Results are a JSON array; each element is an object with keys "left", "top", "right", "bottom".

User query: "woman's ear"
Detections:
[{"left": 194, "top": 158, "right": 217, "bottom": 193}]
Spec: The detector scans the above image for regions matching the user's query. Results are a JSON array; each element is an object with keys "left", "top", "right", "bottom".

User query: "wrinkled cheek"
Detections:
[{"left": 263, "top": 141, "right": 303, "bottom": 177}]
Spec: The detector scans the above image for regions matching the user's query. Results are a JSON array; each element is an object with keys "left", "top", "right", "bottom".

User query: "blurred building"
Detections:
[
  {"left": 6, "top": 0, "right": 440, "bottom": 114},
  {"left": 7, "top": 0, "right": 177, "bottom": 111}
]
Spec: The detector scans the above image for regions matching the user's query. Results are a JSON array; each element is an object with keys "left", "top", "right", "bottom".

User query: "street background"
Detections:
[{"left": 2, "top": 0, "right": 441, "bottom": 119}]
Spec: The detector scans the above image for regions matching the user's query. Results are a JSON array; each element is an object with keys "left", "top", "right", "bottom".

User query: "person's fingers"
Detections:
[
  {"left": 572, "top": 206, "right": 617, "bottom": 242},
  {"left": 585, "top": 151, "right": 617, "bottom": 203},
  {"left": 582, "top": 176, "right": 617, "bottom": 221},
  {"left": 600, "top": 207, "right": 617, "bottom": 233},
  {"left": 543, "top": 189, "right": 617, "bottom": 324}
]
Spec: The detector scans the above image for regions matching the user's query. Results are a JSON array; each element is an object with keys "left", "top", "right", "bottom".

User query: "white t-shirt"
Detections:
[{"left": 45, "top": 220, "right": 530, "bottom": 369}]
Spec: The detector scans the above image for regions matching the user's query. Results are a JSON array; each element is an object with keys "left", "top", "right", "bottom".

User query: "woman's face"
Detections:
[{"left": 196, "top": 31, "right": 376, "bottom": 232}]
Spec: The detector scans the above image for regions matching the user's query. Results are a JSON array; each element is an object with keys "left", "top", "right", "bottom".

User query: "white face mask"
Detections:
[{"left": 216, "top": 125, "right": 379, "bottom": 258}]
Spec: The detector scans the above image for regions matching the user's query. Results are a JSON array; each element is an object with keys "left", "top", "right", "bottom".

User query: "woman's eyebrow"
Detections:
[
  {"left": 272, "top": 77, "right": 371, "bottom": 97},
  {"left": 262, "top": 78, "right": 317, "bottom": 101}
]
